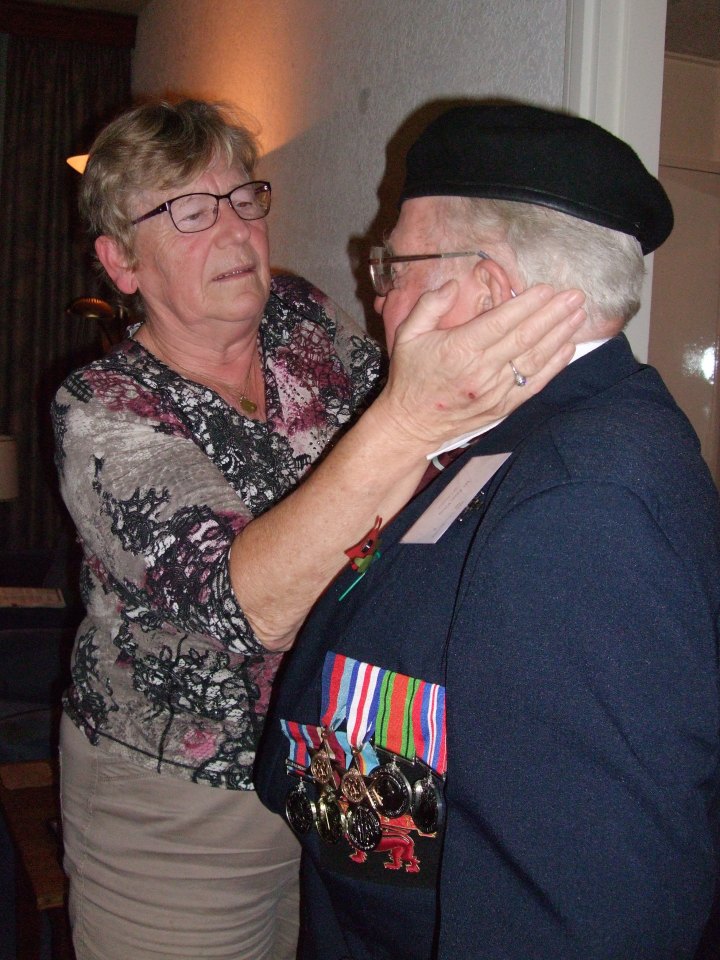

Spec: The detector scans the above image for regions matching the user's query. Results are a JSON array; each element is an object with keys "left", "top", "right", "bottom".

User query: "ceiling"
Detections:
[{"left": 24, "top": 0, "right": 720, "bottom": 62}]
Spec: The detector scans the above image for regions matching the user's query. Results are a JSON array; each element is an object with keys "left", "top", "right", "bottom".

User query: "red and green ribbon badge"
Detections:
[
  {"left": 375, "top": 669, "right": 447, "bottom": 776},
  {"left": 339, "top": 515, "right": 383, "bottom": 601}
]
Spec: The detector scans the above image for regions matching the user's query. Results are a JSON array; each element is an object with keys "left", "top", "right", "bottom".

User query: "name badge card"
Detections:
[{"left": 400, "top": 453, "right": 510, "bottom": 544}]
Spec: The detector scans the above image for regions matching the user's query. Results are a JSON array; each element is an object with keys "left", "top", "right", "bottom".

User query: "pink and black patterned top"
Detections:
[{"left": 52, "top": 275, "right": 382, "bottom": 790}]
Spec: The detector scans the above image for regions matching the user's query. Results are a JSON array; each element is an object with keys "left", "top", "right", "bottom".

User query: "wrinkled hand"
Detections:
[{"left": 377, "top": 281, "right": 586, "bottom": 449}]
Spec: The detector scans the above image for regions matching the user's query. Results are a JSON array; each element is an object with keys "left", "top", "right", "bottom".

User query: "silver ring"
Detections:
[{"left": 509, "top": 360, "right": 527, "bottom": 387}]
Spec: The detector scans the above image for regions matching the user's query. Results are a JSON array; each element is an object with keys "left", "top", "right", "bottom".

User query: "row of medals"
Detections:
[{"left": 286, "top": 737, "right": 444, "bottom": 852}]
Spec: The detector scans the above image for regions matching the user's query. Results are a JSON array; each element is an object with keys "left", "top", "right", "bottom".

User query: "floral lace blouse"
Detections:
[{"left": 52, "top": 275, "right": 381, "bottom": 789}]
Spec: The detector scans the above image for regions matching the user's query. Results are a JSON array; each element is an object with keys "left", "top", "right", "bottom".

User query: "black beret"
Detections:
[{"left": 401, "top": 104, "right": 673, "bottom": 254}]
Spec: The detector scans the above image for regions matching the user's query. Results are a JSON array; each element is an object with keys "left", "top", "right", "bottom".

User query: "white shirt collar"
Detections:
[{"left": 426, "top": 338, "right": 609, "bottom": 459}]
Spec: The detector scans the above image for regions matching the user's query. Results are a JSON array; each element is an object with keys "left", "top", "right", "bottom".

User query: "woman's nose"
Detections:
[{"left": 217, "top": 200, "right": 252, "bottom": 237}]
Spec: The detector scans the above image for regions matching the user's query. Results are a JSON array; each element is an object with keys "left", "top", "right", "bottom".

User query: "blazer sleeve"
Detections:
[{"left": 440, "top": 480, "right": 720, "bottom": 960}]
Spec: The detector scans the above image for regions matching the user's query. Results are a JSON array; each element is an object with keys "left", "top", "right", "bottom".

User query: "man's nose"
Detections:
[{"left": 373, "top": 294, "right": 387, "bottom": 315}]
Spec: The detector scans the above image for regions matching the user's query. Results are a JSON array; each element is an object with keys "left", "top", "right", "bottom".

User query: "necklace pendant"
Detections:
[{"left": 239, "top": 395, "right": 257, "bottom": 414}]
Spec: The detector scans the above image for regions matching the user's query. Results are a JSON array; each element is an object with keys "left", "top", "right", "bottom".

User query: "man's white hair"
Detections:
[{"left": 444, "top": 197, "right": 645, "bottom": 331}]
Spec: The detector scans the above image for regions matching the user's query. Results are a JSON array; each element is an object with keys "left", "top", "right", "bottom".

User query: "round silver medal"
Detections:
[
  {"left": 285, "top": 781, "right": 316, "bottom": 836},
  {"left": 367, "top": 761, "right": 412, "bottom": 818},
  {"left": 411, "top": 775, "right": 444, "bottom": 834},
  {"left": 345, "top": 804, "right": 382, "bottom": 852}
]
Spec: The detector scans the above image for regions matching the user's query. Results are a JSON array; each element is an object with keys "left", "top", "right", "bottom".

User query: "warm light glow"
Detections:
[
  {"left": 67, "top": 154, "right": 88, "bottom": 174},
  {"left": 701, "top": 346, "right": 716, "bottom": 384},
  {"left": 131, "top": 4, "right": 333, "bottom": 158},
  {"left": 682, "top": 344, "right": 717, "bottom": 385}
]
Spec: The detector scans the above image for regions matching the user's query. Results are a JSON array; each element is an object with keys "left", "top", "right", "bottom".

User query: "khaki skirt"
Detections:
[{"left": 59, "top": 714, "right": 300, "bottom": 960}]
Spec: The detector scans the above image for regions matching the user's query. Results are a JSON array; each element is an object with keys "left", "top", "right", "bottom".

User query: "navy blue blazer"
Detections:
[{"left": 255, "top": 335, "right": 720, "bottom": 960}]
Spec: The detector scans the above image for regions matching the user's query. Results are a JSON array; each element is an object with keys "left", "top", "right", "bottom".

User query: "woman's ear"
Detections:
[
  {"left": 473, "top": 256, "right": 515, "bottom": 309},
  {"left": 94, "top": 236, "right": 138, "bottom": 295}
]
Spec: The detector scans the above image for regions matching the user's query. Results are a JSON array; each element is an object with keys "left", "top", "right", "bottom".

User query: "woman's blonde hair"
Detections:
[{"left": 80, "top": 99, "right": 260, "bottom": 269}]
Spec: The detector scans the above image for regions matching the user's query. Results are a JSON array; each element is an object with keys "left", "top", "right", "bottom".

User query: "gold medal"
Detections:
[
  {"left": 316, "top": 790, "right": 345, "bottom": 844},
  {"left": 341, "top": 765, "right": 368, "bottom": 804},
  {"left": 309, "top": 735, "right": 337, "bottom": 788}
]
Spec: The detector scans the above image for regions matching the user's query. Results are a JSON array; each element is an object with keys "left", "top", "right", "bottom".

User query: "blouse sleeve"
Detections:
[{"left": 53, "top": 372, "right": 264, "bottom": 654}]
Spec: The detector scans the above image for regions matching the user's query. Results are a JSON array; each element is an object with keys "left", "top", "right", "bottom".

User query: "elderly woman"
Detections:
[{"left": 52, "top": 99, "right": 584, "bottom": 960}]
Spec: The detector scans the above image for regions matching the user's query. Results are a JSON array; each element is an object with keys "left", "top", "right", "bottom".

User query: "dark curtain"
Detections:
[{"left": 0, "top": 35, "right": 131, "bottom": 551}]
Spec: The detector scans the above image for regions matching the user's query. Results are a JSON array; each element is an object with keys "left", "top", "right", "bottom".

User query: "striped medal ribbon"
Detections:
[
  {"left": 375, "top": 670, "right": 447, "bottom": 776},
  {"left": 281, "top": 720, "right": 343, "bottom": 787}
]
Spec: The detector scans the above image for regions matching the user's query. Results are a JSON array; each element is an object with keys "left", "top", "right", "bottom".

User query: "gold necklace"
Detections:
[
  {"left": 201, "top": 359, "right": 258, "bottom": 414},
  {"left": 142, "top": 331, "right": 260, "bottom": 415}
]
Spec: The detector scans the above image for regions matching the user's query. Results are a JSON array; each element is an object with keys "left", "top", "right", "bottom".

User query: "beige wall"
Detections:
[{"left": 132, "top": 0, "right": 566, "bottom": 330}]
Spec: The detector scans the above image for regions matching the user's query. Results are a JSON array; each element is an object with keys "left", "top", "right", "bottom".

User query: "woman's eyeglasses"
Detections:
[{"left": 131, "top": 180, "right": 271, "bottom": 234}]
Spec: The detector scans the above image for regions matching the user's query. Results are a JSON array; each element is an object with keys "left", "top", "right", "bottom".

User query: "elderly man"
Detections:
[{"left": 255, "top": 104, "right": 720, "bottom": 960}]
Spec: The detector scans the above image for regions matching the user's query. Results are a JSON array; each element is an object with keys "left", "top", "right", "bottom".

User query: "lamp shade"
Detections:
[
  {"left": 0, "top": 436, "right": 19, "bottom": 501},
  {"left": 66, "top": 155, "right": 88, "bottom": 174}
]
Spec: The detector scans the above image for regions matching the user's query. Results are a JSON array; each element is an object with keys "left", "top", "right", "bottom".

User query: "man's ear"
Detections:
[
  {"left": 472, "top": 256, "right": 515, "bottom": 309},
  {"left": 94, "top": 236, "right": 138, "bottom": 295}
]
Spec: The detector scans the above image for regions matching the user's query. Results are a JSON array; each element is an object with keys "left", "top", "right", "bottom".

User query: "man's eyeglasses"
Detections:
[
  {"left": 368, "top": 246, "right": 489, "bottom": 297},
  {"left": 131, "top": 180, "right": 272, "bottom": 234}
]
